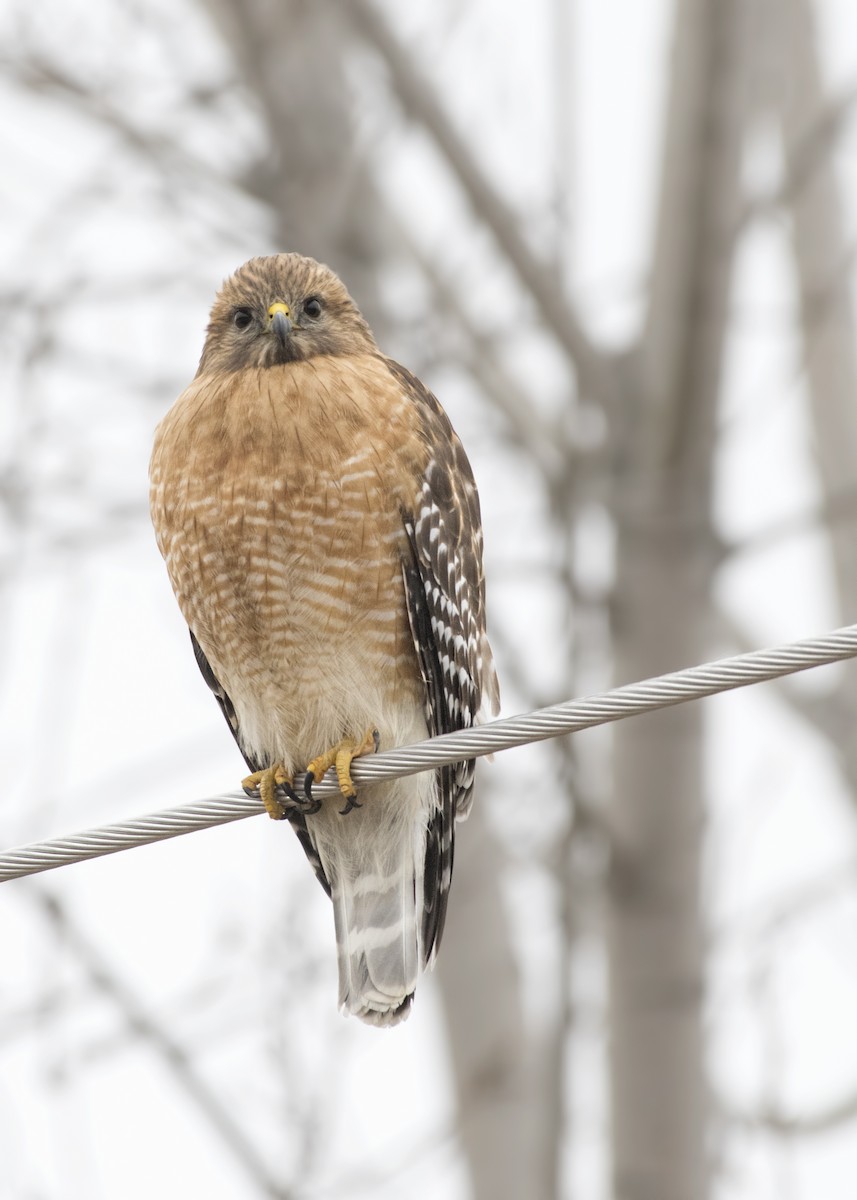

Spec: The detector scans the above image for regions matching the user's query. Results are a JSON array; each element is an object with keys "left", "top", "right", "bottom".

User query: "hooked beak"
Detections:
[{"left": 267, "top": 302, "right": 293, "bottom": 346}]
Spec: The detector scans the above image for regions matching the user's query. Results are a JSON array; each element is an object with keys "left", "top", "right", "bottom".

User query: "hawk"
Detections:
[{"left": 149, "top": 253, "right": 499, "bottom": 1026}]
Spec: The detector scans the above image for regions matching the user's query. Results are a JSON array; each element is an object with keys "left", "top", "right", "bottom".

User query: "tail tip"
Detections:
[{"left": 345, "top": 991, "right": 415, "bottom": 1028}]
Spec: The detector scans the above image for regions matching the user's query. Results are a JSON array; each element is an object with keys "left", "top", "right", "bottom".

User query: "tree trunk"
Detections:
[
  {"left": 437, "top": 804, "right": 529, "bottom": 1200},
  {"left": 607, "top": 2, "right": 750, "bottom": 1196},
  {"left": 773, "top": 0, "right": 857, "bottom": 780},
  {"left": 201, "top": 0, "right": 386, "bottom": 323},
  {"left": 777, "top": 0, "right": 857, "bottom": 603}
]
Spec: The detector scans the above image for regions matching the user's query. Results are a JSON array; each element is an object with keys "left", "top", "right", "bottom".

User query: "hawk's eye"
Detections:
[
  {"left": 233, "top": 307, "right": 254, "bottom": 330},
  {"left": 303, "top": 297, "right": 323, "bottom": 319}
]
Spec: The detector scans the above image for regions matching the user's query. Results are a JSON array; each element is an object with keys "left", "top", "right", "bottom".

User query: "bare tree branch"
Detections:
[
  {"left": 735, "top": 78, "right": 857, "bottom": 233},
  {"left": 30, "top": 887, "right": 293, "bottom": 1200},
  {"left": 722, "top": 483, "right": 857, "bottom": 563},
  {"left": 731, "top": 1092, "right": 857, "bottom": 1137},
  {"left": 4, "top": 53, "right": 239, "bottom": 195},
  {"left": 392, "top": 218, "right": 571, "bottom": 480},
  {"left": 712, "top": 853, "right": 857, "bottom": 949},
  {"left": 341, "top": 0, "right": 622, "bottom": 411},
  {"left": 773, "top": 0, "right": 857, "bottom": 616}
]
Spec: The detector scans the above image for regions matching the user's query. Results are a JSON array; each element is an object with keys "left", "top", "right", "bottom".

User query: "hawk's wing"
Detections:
[
  {"left": 189, "top": 630, "right": 331, "bottom": 897},
  {"left": 387, "top": 359, "right": 500, "bottom": 963}
]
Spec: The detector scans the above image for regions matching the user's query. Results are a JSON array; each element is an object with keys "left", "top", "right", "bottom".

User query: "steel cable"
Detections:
[{"left": 2, "top": 623, "right": 857, "bottom": 882}]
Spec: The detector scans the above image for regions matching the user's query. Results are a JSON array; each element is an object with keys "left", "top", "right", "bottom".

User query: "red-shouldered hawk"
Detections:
[{"left": 149, "top": 253, "right": 499, "bottom": 1026}]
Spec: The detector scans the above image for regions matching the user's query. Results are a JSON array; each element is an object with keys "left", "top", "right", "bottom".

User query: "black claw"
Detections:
[
  {"left": 275, "top": 779, "right": 299, "bottom": 805},
  {"left": 270, "top": 777, "right": 316, "bottom": 816},
  {"left": 372, "top": 729, "right": 380, "bottom": 753},
  {"left": 278, "top": 778, "right": 321, "bottom": 817},
  {"left": 297, "top": 772, "right": 323, "bottom": 814},
  {"left": 244, "top": 775, "right": 320, "bottom": 815},
  {"left": 339, "top": 794, "right": 362, "bottom": 816}
]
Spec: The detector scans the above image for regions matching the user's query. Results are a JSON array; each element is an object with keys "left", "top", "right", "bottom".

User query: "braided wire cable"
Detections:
[{"left": 2, "top": 622, "right": 857, "bottom": 883}]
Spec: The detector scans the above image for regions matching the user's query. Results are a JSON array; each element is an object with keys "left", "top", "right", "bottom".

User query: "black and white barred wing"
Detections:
[
  {"left": 389, "top": 360, "right": 500, "bottom": 817},
  {"left": 388, "top": 358, "right": 498, "bottom": 966}
]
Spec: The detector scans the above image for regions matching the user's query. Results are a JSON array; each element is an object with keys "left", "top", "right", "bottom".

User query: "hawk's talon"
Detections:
[
  {"left": 242, "top": 764, "right": 319, "bottom": 820},
  {"left": 339, "top": 795, "right": 363, "bottom": 816},
  {"left": 278, "top": 780, "right": 301, "bottom": 805},
  {"left": 300, "top": 792, "right": 323, "bottom": 816},
  {"left": 300, "top": 771, "right": 333, "bottom": 815},
  {"left": 303, "top": 727, "right": 381, "bottom": 813}
]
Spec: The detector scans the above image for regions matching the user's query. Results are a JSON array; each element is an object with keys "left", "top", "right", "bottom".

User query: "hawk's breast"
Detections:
[{"left": 149, "top": 356, "right": 429, "bottom": 765}]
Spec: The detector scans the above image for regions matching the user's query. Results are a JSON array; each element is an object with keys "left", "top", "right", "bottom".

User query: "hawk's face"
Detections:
[{"left": 196, "top": 253, "right": 378, "bottom": 376}]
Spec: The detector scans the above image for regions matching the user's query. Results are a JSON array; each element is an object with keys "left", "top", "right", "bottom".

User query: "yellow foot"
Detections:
[
  {"left": 242, "top": 763, "right": 317, "bottom": 820},
  {"left": 303, "top": 728, "right": 380, "bottom": 815}
]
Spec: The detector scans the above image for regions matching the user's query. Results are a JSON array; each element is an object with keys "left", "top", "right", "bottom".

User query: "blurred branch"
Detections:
[
  {"left": 712, "top": 609, "right": 831, "bottom": 724},
  {"left": 712, "top": 853, "right": 857, "bottom": 949},
  {"left": 30, "top": 887, "right": 293, "bottom": 1200},
  {"left": 200, "top": 0, "right": 387, "bottom": 317},
  {"left": 392, "top": 219, "right": 570, "bottom": 481},
  {"left": 774, "top": 0, "right": 857, "bottom": 621},
  {"left": 342, "top": 0, "right": 622, "bottom": 411},
  {"left": 712, "top": 609, "right": 857, "bottom": 802},
  {"left": 769, "top": 83, "right": 857, "bottom": 208},
  {"left": 732, "top": 1092, "right": 857, "bottom": 1136},
  {"left": 715, "top": 228, "right": 857, "bottom": 456},
  {"left": 5, "top": 54, "right": 236, "bottom": 193},
  {"left": 721, "top": 481, "right": 857, "bottom": 562},
  {"left": 634, "top": 0, "right": 751, "bottom": 471},
  {"left": 724, "top": 0, "right": 857, "bottom": 809},
  {"left": 736, "top": 78, "right": 857, "bottom": 234},
  {"left": 4, "top": 49, "right": 262, "bottom": 254}
]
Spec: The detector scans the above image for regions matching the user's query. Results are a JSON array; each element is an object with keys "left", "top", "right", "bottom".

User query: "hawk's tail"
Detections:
[{"left": 309, "top": 774, "right": 443, "bottom": 1027}]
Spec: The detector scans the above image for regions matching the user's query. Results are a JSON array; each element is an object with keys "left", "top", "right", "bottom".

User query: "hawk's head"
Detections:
[{"left": 197, "top": 253, "right": 378, "bottom": 375}]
